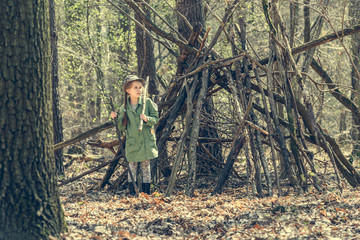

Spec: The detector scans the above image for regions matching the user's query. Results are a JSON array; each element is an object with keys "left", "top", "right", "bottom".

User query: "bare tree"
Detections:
[{"left": 50, "top": 0, "right": 65, "bottom": 176}]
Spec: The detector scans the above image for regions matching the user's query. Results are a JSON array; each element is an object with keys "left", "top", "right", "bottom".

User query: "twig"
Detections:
[{"left": 177, "top": 55, "right": 244, "bottom": 81}]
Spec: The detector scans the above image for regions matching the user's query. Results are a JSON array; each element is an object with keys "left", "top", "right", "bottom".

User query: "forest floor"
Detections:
[{"left": 58, "top": 150, "right": 360, "bottom": 240}]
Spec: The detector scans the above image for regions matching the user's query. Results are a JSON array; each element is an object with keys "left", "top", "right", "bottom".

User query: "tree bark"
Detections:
[
  {"left": 349, "top": 0, "right": 360, "bottom": 162},
  {"left": 50, "top": 0, "right": 64, "bottom": 176},
  {"left": 135, "top": 0, "right": 159, "bottom": 96},
  {"left": 0, "top": 1, "right": 66, "bottom": 238}
]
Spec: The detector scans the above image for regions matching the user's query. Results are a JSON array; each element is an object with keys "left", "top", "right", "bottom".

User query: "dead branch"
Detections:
[
  {"left": 311, "top": 58, "right": 360, "bottom": 116},
  {"left": 212, "top": 135, "right": 246, "bottom": 195},
  {"left": 257, "top": 24, "right": 360, "bottom": 65},
  {"left": 87, "top": 139, "right": 119, "bottom": 148},
  {"left": 54, "top": 121, "right": 114, "bottom": 151}
]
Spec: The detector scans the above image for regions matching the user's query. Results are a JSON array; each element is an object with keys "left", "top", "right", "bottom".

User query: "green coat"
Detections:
[{"left": 117, "top": 97, "right": 159, "bottom": 162}]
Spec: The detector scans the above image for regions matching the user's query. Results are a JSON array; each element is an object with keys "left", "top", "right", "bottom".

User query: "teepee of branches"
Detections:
[{"left": 57, "top": 0, "right": 360, "bottom": 197}]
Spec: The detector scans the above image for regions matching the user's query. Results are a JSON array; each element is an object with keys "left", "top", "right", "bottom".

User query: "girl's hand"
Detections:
[
  {"left": 111, "top": 111, "right": 117, "bottom": 119},
  {"left": 140, "top": 114, "right": 148, "bottom": 122}
]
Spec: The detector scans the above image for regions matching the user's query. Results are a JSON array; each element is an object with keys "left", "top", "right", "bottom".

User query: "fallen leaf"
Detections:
[{"left": 253, "top": 223, "right": 263, "bottom": 230}]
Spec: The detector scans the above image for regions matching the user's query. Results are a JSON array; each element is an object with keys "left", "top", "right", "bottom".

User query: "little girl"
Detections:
[{"left": 111, "top": 75, "right": 159, "bottom": 196}]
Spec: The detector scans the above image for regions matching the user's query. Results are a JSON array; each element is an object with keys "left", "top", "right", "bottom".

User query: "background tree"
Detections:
[
  {"left": 350, "top": 0, "right": 360, "bottom": 162},
  {"left": 57, "top": 0, "right": 134, "bottom": 147},
  {"left": 0, "top": 0, "right": 66, "bottom": 239},
  {"left": 50, "top": 0, "right": 64, "bottom": 175},
  {"left": 135, "top": 0, "right": 159, "bottom": 96}
]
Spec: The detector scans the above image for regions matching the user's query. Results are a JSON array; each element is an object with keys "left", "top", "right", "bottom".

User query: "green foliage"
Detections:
[{"left": 57, "top": 0, "right": 137, "bottom": 140}]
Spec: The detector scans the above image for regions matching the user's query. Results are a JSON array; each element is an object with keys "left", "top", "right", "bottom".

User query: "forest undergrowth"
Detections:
[{"left": 59, "top": 145, "right": 360, "bottom": 240}]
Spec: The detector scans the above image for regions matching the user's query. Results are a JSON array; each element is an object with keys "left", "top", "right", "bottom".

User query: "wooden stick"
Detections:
[{"left": 139, "top": 76, "right": 149, "bottom": 132}]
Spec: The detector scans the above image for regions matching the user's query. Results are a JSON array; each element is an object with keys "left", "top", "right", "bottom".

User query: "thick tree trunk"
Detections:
[
  {"left": 176, "top": 0, "right": 204, "bottom": 48},
  {"left": 0, "top": 1, "right": 66, "bottom": 239}
]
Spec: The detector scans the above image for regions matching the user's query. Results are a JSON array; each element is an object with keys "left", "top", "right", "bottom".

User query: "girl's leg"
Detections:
[
  {"left": 141, "top": 160, "right": 151, "bottom": 183},
  {"left": 128, "top": 162, "right": 137, "bottom": 196},
  {"left": 128, "top": 162, "right": 138, "bottom": 182},
  {"left": 141, "top": 160, "right": 151, "bottom": 194}
]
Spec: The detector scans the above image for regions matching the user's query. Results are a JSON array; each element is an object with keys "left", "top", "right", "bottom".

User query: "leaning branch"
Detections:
[
  {"left": 54, "top": 121, "right": 114, "bottom": 151},
  {"left": 258, "top": 24, "right": 360, "bottom": 65},
  {"left": 311, "top": 58, "right": 360, "bottom": 116}
]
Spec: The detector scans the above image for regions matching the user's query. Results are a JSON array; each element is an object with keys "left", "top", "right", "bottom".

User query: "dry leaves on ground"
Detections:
[{"left": 59, "top": 159, "right": 360, "bottom": 239}]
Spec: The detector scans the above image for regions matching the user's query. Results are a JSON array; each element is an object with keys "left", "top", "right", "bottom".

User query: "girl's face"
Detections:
[{"left": 126, "top": 81, "right": 143, "bottom": 99}]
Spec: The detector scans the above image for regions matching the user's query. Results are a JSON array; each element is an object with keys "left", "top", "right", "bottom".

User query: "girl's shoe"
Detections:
[
  {"left": 128, "top": 182, "right": 136, "bottom": 196},
  {"left": 142, "top": 183, "right": 150, "bottom": 195}
]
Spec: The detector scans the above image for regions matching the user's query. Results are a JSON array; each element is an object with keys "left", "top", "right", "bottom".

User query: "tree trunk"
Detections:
[
  {"left": 248, "top": 128, "right": 263, "bottom": 195},
  {"left": 135, "top": 0, "right": 158, "bottom": 96},
  {"left": 87, "top": 3, "right": 103, "bottom": 124},
  {"left": 339, "top": 109, "right": 347, "bottom": 132},
  {"left": 50, "top": 0, "right": 64, "bottom": 176},
  {"left": 349, "top": 0, "right": 360, "bottom": 162},
  {"left": 289, "top": 1, "right": 299, "bottom": 47},
  {"left": 0, "top": 1, "right": 66, "bottom": 238},
  {"left": 176, "top": 0, "right": 204, "bottom": 49}
]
